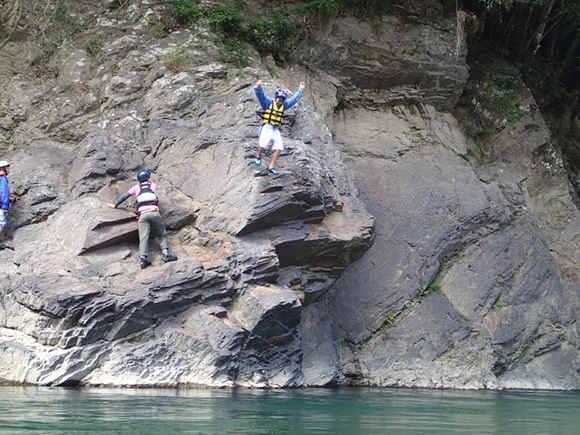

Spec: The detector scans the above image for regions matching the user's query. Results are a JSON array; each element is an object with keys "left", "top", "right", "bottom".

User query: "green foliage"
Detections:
[
  {"left": 152, "top": 26, "right": 164, "bottom": 38},
  {"left": 169, "top": 1, "right": 250, "bottom": 67},
  {"left": 217, "top": 37, "right": 250, "bottom": 68},
  {"left": 457, "top": 311, "right": 470, "bottom": 321},
  {"left": 85, "top": 39, "right": 101, "bottom": 55},
  {"left": 202, "top": 3, "right": 249, "bottom": 66},
  {"left": 246, "top": 12, "right": 297, "bottom": 61},
  {"left": 45, "top": 5, "right": 71, "bottom": 42},
  {"left": 53, "top": 5, "right": 67, "bottom": 26},
  {"left": 0, "top": 24, "right": 8, "bottom": 41},
  {"left": 473, "top": 0, "right": 580, "bottom": 118},
  {"left": 477, "top": 0, "right": 547, "bottom": 10},
  {"left": 547, "top": 81, "right": 573, "bottom": 101},
  {"left": 171, "top": 0, "right": 202, "bottom": 23},
  {"left": 33, "top": 214, "right": 48, "bottom": 223},
  {"left": 167, "top": 0, "right": 396, "bottom": 67},
  {"left": 497, "top": 91, "right": 525, "bottom": 123},
  {"left": 294, "top": 0, "right": 342, "bottom": 23},
  {"left": 523, "top": 53, "right": 554, "bottom": 89},
  {"left": 108, "top": 1, "right": 121, "bottom": 10},
  {"left": 293, "top": 0, "right": 395, "bottom": 23},
  {"left": 342, "top": 0, "right": 396, "bottom": 17},
  {"left": 420, "top": 262, "right": 444, "bottom": 296},
  {"left": 483, "top": 75, "right": 526, "bottom": 124},
  {"left": 421, "top": 277, "right": 441, "bottom": 296},
  {"left": 493, "top": 297, "right": 506, "bottom": 311},
  {"left": 0, "top": 135, "right": 6, "bottom": 142},
  {"left": 361, "top": 332, "right": 376, "bottom": 345},
  {"left": 385, "top": 312, "right": 398, "bottom": 325},
  {"left": 40, "top": 49, "right": 56, "bottom": 65},
  {"left": 207, "top": 4, "right": 245, "bottom": 36},
  {"left": 479, "top": 130, "right": 494, "bottom": 141}
]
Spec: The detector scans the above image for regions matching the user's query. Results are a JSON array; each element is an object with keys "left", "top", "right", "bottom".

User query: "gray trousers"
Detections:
[{"left": 138, "top": 210, "right": 168, "bottom": 257}]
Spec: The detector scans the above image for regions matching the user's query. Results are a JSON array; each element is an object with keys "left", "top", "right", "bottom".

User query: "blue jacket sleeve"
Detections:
[
  {"left": 284, "top": 88, "right": 303, "bottom": 110},
  {"left": 254, "top": 86, "right": 272, "bottom": 110},
  {"left": 0, "top": 177, "right": 10, "bottom": 210}
]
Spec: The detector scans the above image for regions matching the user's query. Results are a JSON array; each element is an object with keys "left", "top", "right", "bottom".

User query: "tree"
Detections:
[{"left": 467, "top": 0, "right": 580, "bottom": 112}]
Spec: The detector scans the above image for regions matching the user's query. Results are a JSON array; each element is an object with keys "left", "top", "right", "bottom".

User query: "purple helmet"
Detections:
[{"left": 274, "top": 89, "right": 287, "bottom": 100}]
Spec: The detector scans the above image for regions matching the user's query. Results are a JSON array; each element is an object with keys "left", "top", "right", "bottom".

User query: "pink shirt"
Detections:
[{"left": 128, "top": 182, "right": 159, "bottom": 213}]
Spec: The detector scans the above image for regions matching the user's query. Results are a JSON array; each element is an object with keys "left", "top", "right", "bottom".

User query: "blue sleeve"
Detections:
[
  {"left": 254, "top": 86, "right": 272, "bottom": 110},
  {"left": 0, "top": 177, "right": 9, "bottom": 209},
  {"left": 284, "top": 88, "right": 303, "bottom": 110}
]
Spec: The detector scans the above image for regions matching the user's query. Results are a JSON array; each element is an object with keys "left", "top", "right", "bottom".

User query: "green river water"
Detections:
[{"left": 0, "top": 386, "right": 578, "bottom": 434}]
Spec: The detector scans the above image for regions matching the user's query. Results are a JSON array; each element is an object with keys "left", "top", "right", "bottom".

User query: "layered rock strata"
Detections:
[{"left": 0, "top": 1, "right": 579, "bottom": 389}]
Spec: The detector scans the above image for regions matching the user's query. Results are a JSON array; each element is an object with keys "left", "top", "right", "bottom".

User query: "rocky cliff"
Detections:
[{"left": 1, "top": 0, "right": 579, "bottom": 390}]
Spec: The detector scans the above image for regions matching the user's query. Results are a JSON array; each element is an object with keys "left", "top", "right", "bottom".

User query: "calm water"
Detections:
[{"left": 0, "top": 386, "right": 578, "bottom": 434}]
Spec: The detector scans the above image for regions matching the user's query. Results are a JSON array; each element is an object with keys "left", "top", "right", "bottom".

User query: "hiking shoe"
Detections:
[
  {"left": 266, "top": 166, "right": 278, "bottom": 175},
  {"left": 255, "top": 157, "right": 261, "bottom": 165},
  {"left": 163, "top": 254, "right": 178, "bottom": 263},
  {"left": 140, "top": 258, "right": 152, "bottom": 269}
]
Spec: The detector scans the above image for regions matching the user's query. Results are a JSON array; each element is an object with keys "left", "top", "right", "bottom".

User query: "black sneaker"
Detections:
[
  {"left": 163, "top": 254, "right": 177, "bottom": 263},
  {"left": 140, "top": 258, "right": 152, "bottom": 269}
]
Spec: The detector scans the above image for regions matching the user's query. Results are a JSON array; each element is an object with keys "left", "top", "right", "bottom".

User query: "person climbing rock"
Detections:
[
  {"left": 0, "top": 160, "right": 18, "bottom": 241},
  {"left": 254, "top": 79, "right": 306, "bottom": 175},
  {"left": 107, "top": 170, "right": 177, "bottom": 269}
]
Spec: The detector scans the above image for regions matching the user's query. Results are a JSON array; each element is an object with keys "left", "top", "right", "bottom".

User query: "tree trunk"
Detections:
[
  {"left": 522, "top": 0, "right": 555, "bottom": 55},
  {"left": 554, "top": 28, "right": 580, "bottom": 82},
  {"left": 516, "top": 5, "right": 534, "bottom": 60},
  {"left": 546, "top": 19, "right": 559, "bottom": 64}
]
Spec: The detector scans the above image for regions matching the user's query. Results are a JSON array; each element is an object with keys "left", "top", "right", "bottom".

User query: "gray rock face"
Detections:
[
  {"left": 305, "top": 65, "right": 580, "bottom": 389},
  {"left": 295, "top": 16, "right": 469, "bottom": 111},
  {"left": 0, "top": 2, "right": 373, "bottom": 388},
  {"left": 1, "top": 1, "right": 579, "bottom": 390}
]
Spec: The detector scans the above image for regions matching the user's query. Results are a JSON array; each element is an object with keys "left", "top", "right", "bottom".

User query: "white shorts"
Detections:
[
  {"left": 0, "top": 210, "right": 6, "bottom": 229},
  {"left": 258, "top": 123, "right": 283, "bottom": 151}
]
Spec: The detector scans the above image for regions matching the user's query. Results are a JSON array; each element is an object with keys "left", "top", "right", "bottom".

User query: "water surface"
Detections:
[{"left": 0, "top": 386, "right": 578, "bottom": 434}]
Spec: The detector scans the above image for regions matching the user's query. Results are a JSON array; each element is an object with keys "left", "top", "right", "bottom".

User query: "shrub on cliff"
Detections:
[
  {"left": 171, "top": 0, "right": 201, "bottom": 24},
  {"left": 246, "top": 12, "right": 297, "bottom": 62},
  {"left": 167, "top": 0, "right": 393, "bottom": 66}
]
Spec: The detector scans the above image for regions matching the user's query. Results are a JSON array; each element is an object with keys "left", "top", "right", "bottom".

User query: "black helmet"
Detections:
[{"left": 137, "top": 170, "right": 151, "bottom": 182}]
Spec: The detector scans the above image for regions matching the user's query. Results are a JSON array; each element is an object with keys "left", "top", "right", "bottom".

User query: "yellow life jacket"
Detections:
[{"left": 262, "top": 100, "right": 284, "bottom": 126}]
